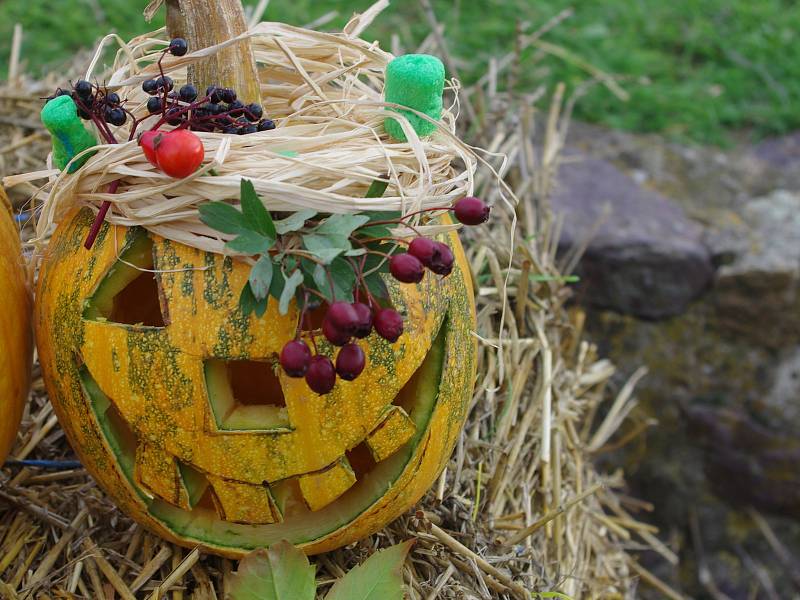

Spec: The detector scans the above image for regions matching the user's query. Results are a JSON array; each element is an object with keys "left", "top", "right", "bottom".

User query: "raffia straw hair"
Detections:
[{"left": 22, "top": 14, "right": 489, "bottom": 257}]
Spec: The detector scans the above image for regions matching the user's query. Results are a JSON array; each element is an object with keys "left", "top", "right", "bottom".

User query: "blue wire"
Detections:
[{"left": 3, "top": 459, "right": 83, "bottom": 470}]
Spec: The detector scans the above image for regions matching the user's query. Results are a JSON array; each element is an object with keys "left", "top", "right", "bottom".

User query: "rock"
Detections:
[
  {"left": 686, "top": 406, "right": 800, "bottom": 519},
  {"left": 566, "top": 121, "right": 774, "bottom": 216},
  {"left": 713, "top": 190, "right": 800, "bottom": 348},
  {"left": 765, "top": 347, "right": 800, "bottom": 428},
  {"left": 553, "top": 151, "right": 713, "bottom": 319},
  {"left": 754, "top": 131, "right": 800, "bottom": 170},
  {"left": 559, "top": 123, "right": 800, "bottom": 598}
]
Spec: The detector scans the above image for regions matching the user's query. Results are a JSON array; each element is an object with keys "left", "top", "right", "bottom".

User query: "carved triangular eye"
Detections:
[{"left": 83, "top": 230, "right": 166, "bottom": 328}]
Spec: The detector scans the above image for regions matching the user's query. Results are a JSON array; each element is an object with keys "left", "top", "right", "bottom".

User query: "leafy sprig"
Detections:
[
  {"left": 227, "top": 539, "right": 413, "bottom": 600},
  {"left": 199, "top": 179, "right": 395, "bottom": 319}
]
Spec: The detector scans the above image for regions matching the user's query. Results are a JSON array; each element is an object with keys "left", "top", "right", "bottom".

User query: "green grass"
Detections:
[{"left": 2, "top": 0, "right": 800, "bottom": 146}]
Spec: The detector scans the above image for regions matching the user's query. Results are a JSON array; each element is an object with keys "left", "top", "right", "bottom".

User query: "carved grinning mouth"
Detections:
[{"left": 79, "top": 317, "right": 448, "bottom": 549}]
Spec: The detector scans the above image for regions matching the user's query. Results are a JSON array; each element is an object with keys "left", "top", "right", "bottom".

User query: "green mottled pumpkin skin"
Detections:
[{"left": 36, "top": 208, "right": 477, "bottom": 557}]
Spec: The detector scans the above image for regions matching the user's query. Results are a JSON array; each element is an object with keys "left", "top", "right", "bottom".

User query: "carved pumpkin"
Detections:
[
  {"left": 35, "top": 208, "right": 476, "bottom": 556},
  {"left": 0, "top": 187, "right": 32, "bottom": 463}
]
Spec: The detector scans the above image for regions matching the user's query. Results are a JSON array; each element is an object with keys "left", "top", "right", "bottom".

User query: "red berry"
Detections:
[
  {"left": 429, "top": 242, "right": 455, "bottom": 276},
  {"left": 323, "top": 316, "right": 350, "bottom": 346},
  {"left": 139, "top": 130, "right": 161, "bottom": 167},
  {"left": 351, "top": 303, "right": 373, "bottom": 339},
  {"left": 280, "top": 340, "right": 312, "bottom": 378},
  {"left": 454, "top": 196, "right": 490, "bottom": 226},
  {"left": 306, "top": 356, "right": 336, "bottom": 394},
  {"left": 153, "top": 129, "right": 204, "bottom": 178},
  {"left": 390, "top": 253, "right": 425, "bottom": 284},
  {"left": 408, "top": 237, "right": 440, "bottom": 267},
  {"left": 374, "top": 308, "right": 404, "bottom": 343},
  {"left": 327, "top": 301, "right": 359, "bottom": 334},
  {"left": 336, "top": 344, "right": 366, "bottom": 381}
]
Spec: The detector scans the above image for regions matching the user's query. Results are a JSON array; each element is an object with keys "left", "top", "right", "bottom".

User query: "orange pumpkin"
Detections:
[
  {"left": 35, "top": 208, "right": 476, "bottom": 556},
  {"left": 0, "top": 187, "right": 32, "bottom": 464}
]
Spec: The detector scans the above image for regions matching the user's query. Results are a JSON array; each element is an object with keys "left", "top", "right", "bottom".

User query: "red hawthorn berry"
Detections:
[
  {"left": 351, "top": 303, "right": 373, "bottom": 339},
  {"left": 374, "top": 308, "right": 404, "bottom": 343},
  {"left": 408, "top": 237, "right": 440, "bottom": 268},
  {"left": 390, "top": 253, "right": 425, "bottom": 284},
  {"left": 306, "top": 356, "right": 336, "bottom": 394},
  {"left": 454, "top": 196, "right": 490, "bottom": 226},
  {"left": 280, "top": 340, "right": 312, "bottom": 378},
  {"left": 429, "top": 242, "right": 455, "bottom": 276},
  {"left": 323, "top": 316, "right": 351, "bottom": 347},
  {"left": 336, "top": 343, "right": 366, "bottom": 381},
  {"left": 327, "top": 301, "right": 359, "bottom": 335}
]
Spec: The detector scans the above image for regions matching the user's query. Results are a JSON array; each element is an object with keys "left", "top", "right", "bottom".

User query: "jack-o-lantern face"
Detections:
[
  {"left": 0, "top": 187, "right": 31, "bottom": 463},
  {"left": 35, "top": 208, "right": 476, "bottom": 556}
]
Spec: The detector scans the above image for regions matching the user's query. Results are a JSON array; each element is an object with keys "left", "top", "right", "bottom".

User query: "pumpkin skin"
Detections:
[
  {"left": 35, "top": 208, "right": 476, "bottom": 557},
  {"left": 0, "top": 187, "right": 32, "bottom": 464}
]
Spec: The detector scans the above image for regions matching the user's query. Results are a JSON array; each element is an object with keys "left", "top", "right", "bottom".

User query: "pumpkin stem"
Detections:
[{"left": 164, "top": 0, "right": 261, "bottom": 104}]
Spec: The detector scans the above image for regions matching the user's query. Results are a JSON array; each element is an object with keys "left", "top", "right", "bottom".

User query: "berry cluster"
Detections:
[
  {"left": 280, "top": 301, "right": 405, "bottom": 394},
  {"left": 46, "top": 80, "right": 129, "bottom": 129},
  {"left": 139, "top": 38, "right": 274, "bottom": 136},
  {"left": 276, "top": 196, "right": 490, "bottom": 395}
]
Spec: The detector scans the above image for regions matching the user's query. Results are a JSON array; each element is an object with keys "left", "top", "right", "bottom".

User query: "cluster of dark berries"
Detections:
[
  {"left": 280, "top": 301, "right": 404, "bottom": 395},
  {"left": 46, "top": 80, "right": 129, "bottom": 128},
  {"left": 139, "top": 39, "right": 275, "bottom": 136}
]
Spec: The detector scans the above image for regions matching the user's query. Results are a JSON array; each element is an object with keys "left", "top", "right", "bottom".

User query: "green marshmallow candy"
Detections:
[
  {"left": 384, "top": 54, "right": 445, "bottom": 142},
  {"left": 41, "top": 95, "right": 98, "bottom": 173}
]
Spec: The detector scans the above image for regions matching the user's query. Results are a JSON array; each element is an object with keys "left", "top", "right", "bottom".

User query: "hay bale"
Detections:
[{"left": 0, "top": 7, "right": 673, "bottom": 599}]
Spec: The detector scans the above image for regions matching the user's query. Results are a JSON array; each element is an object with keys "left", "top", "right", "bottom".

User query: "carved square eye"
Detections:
[{"left": 204, "top": 358, "right": 291, "bottom": 432}]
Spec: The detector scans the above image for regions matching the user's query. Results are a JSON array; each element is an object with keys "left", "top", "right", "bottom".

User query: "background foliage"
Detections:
[{"left": 2, "top": 0, "right": 799, "bottom": 145}]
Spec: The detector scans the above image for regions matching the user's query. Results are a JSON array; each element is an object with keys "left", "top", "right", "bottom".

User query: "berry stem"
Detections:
[
  {"left": 84, "top": 180, "right": 120, "bottom": 250},
  {"left": 74, "top": 91, "right": 122, "bottom": 250},
  {"left": 350, "top": 256, "right": 378, "bottom": 308},
  {"left": 295, "top": 290, "right": 310, "bottom": 339}
]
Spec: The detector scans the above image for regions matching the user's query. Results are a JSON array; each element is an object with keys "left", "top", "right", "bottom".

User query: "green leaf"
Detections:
[
  {"left": 312, "top": 264, "right": 334, "bottom": 303},
  {"left": 226, "top": 231, "right": 275, "bottom": 255},
  {"left": 303, "top": 234, "right": 350, "bottom": 264},
  {"left": 324, "top": 541, "right": 413, "bottom": 600},
  {"left": 249, "top": 255, "right": 274, "bottom": 301},
  {"left": 199, "top": 202, "right": 249, "bottom": 235},
  {"left": 275, "top": 209, "right": 318, "bottom": 235},
  {"left": 364, "top": 271, "right": 390, "bottom": 301},
  {"left": 365, "top": 179, "right": 389, "bottom": 199},
  {"left": 362, "top": 210, "right": 402, "bottom": 223},
  {"left": 270, "top": 269, "right": 286, "bottom": 301},
  {"left": 345, "top": 248, "right": 368, "bottom": 257},
  {"left": 239, "top": 283, "right": 268, "bottom": 318},
  {"left": 239, "top": 283, "right": 257, "bottom": 317},
  {"left": 354, "top": 224, "right": 392, "bottom": 240},
  {"left": 316, "top": 214, "right": 370, "bottom": 238},
  {"left": 312, "top": 259, "right": 356, "bottom": 303},
  {"left": 329, "top": 258, "right": 356, "bottom": 302},
  {"left": 240, "top": 179, "right": 277, "bottom": 239},
  {"left": 228, "top": 540, "right": 316, "bottom": 600},
  {"left": 363, "top": 249, "right": 393, "bottom": 275},
  {"left": 255, "top": 297, "right": 268, "bottom": 317},
  {"left": 279, "top": 270, "right": 304, "bottom": 315}
]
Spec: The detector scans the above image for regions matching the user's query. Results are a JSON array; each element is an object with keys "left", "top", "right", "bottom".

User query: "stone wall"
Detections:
[{"left": 554, "top": 123, "right": 800, "bottom": 597}]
